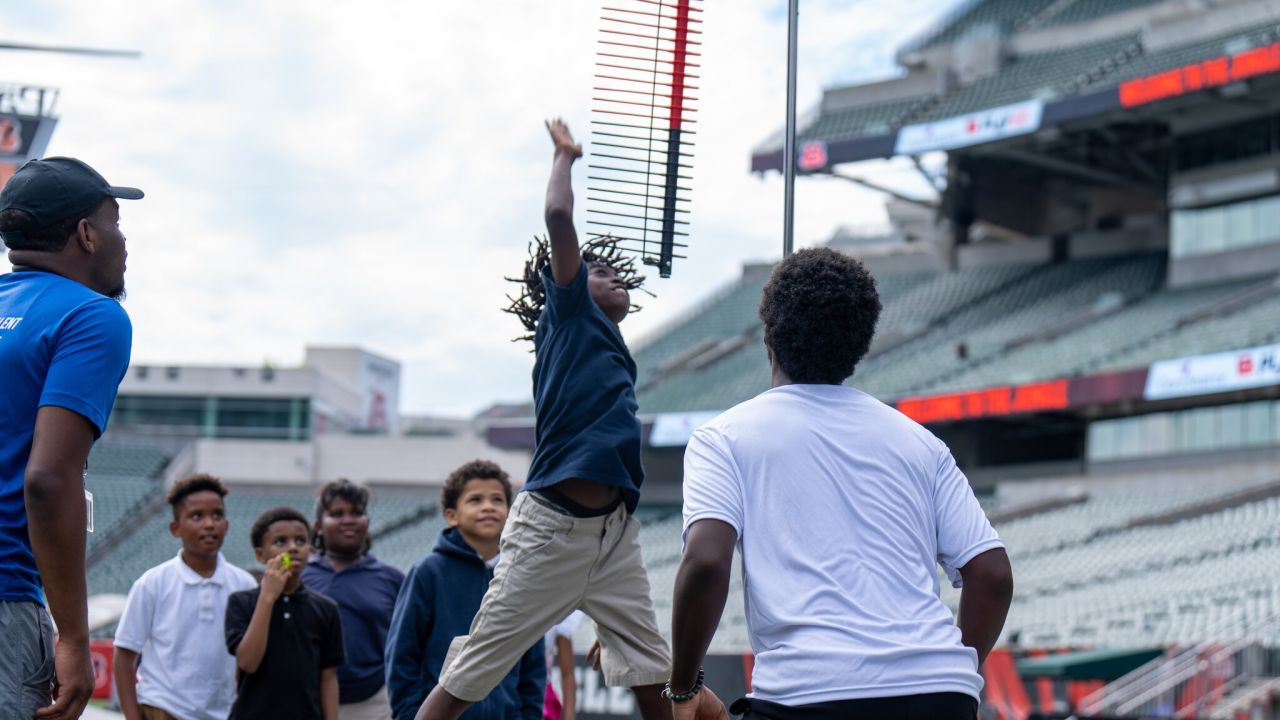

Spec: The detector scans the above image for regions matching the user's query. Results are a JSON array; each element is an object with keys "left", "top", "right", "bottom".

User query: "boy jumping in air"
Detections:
[{"left": 416, "top": 120, "right": 670, "bottom": 720}]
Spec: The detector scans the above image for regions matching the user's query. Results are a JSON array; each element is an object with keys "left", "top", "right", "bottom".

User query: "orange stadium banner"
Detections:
[
  {"left": 896, "top": 379, "right": 1070, "bottom": 424},
  {"left": 1119, "top": 41, "right": 1280, "bottom": 108}
]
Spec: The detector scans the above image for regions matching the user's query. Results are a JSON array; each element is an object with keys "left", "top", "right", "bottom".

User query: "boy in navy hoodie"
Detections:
[{"left": 385, "top": 461, "right": 544, "bottom": 720}]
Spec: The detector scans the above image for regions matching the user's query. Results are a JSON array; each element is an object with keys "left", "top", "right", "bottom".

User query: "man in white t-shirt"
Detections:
[
  {"left": 667, "top": 248, "right": 1013, "bottom": 720},
  {"left": 113, "top": 474, "right": 257, "bottom": 720}
]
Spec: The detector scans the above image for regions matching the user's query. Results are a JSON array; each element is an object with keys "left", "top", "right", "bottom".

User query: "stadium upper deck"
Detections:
[{"left": 753, "top": 0, "right": 1280, "bottom": 169}]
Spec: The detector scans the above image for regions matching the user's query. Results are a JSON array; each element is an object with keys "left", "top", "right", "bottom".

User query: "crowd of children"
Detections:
[{"left": 113, "top": 462, "right": 555, "bottom": 720}]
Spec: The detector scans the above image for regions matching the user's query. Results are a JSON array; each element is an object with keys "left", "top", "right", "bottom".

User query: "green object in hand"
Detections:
[{"left": 281, "top": 554, "right": 292, "bottom": 570}]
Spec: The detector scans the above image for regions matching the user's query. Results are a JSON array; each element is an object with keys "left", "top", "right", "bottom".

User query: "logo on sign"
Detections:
[
  {"left": 1239, "top": 355, "right": 1254, "bottom": 376},
  {"left": 798, "top": 140, "right": 828, "bottom": 172},
  {"left": 0, "top": 117, "right": 23, "bottom": 154}
]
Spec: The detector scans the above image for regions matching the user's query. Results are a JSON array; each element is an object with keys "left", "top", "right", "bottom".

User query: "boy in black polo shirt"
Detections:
[
  {"left": 226, "top": 506, "right": 345, "bottom": 720},
  {"left": 416, "top": 120, "right": 671, "bottom": 720}
]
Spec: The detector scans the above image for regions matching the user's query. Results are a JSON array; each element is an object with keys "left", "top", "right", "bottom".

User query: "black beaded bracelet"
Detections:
[{"left": 663, "top": 668, "right": 705, "bottom": 703}]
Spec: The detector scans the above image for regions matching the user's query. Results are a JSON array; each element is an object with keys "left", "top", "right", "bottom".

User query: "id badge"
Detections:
[{"left": 83, "top": 465, "right": 94, "bottom": 533}]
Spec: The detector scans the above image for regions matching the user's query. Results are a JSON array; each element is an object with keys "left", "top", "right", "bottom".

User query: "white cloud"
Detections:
[{"left": 2, "top": 0, "right": 954, "bottom": 415}]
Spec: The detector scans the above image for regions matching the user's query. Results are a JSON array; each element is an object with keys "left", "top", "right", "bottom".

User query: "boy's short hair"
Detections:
[
  {"left": 250, "top": 506, "right": 311, "bottom": 548},
  {"left": 313, "top": 479, "right": 372, "bottom": 553},
  {"left": 441, "top": 460, "right": 513, "bottom": 511},
  {"left": 504, "top": 235, "right": 647, "bottom": 343},
  {"left": 166, "top": 473, "right": 229, "bottom": 519},
  {"left": 758, "top": 247, "right": 882, "bottom": 384}
]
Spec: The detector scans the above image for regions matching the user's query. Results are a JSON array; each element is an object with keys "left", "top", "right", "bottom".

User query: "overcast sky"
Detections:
[{"left": 4, "top": 0, "right": 950, "bottom": 416}]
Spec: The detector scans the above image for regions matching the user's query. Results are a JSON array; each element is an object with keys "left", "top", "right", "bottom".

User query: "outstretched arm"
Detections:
[{"left": 544, "top": 118, "right": 584, "bottom": 288}]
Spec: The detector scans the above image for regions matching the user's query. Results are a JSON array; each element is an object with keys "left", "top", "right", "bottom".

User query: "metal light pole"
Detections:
[{"left": 782, "top": 0, "right": 799, "bottom": 257}]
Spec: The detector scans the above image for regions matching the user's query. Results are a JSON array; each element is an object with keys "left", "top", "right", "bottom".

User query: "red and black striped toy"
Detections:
[{"left": 587, "top": 0, "right": 701, "bottom": 278}]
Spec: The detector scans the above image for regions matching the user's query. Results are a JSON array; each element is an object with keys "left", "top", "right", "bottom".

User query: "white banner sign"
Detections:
[
  {"left": 649, "top": 410, "right": 722, "bottom": 448},
  {"left": 894, "top": 99, "right": 1044, "bottom": 156},
  {"left": 1144, "top": 343, "right": 1280, "bottom": 400}
]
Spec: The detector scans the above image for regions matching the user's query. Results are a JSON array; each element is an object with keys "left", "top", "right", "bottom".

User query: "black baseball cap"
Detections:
[{"left": 0, "top": 157, "right": 143, "bottom": 232}]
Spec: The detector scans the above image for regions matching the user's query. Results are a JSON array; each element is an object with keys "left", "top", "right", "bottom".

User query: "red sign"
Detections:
[
  {"left": 89, "top": 639, "right": 114, "bottom": 699},
  {"left": 1119, "top": 42, "right": 1280, "bottom": 108},
  {"left": 798, "top": 140, "right": 828, "bottom": 171},
  {"left": 1239, "top": 354, "right": 1254, "bottom": 375},
  {"left": 896, "top": 379, "right": 1070, "bottom": 424}
]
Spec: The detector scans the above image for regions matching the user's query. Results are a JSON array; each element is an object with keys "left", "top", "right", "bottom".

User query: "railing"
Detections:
[{"left": 1078, "top": 614, "right": 1280, "bottom": 718}]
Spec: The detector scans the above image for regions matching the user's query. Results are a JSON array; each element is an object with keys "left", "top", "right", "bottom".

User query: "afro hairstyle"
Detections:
[{"left": 758, "top": 247, "right": 882, "bottom": 384}]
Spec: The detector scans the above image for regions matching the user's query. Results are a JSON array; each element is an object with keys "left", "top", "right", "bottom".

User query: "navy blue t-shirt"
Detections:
[
  {"left": 301, "top": 554, "right": 404, "bottom": 704},
  {"left": 525, "top": 261, "right": 643, "bottom": 512},
  {"left": 0, "top": 270, "right": 132, "bottom": 603}
]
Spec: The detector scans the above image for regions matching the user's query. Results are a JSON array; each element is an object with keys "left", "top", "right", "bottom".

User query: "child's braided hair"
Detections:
[{"left": 504, "top": 235, "right": 649, "bottom": 344}]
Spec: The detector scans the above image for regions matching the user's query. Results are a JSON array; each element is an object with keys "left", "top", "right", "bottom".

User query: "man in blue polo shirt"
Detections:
[{"left": 0, "top": 157, "right": 142, "bottom": 719}]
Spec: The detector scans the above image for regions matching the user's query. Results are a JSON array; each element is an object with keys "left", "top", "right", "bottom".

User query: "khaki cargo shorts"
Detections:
[{"left": 439, "top": 492, "right": 671, "bottom": 701}]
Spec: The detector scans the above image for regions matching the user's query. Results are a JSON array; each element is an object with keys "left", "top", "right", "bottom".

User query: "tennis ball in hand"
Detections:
[{"left": 281, "top": 554, "right": 293, "bottom": 570}]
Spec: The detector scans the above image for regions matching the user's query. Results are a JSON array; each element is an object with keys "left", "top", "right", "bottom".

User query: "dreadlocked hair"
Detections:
[{"left": 503, "top": 235, "right": 649, "bottom": 344}]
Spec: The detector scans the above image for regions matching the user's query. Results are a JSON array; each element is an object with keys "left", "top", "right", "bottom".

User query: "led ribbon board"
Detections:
[{"left": 588, "top": 0, "right": 701, "bottom": 278}]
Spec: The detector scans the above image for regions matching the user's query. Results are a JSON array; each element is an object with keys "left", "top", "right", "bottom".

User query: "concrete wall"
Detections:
[
  {"left": 190, "top": 439, "right": 316, "bottom": 485},
  {"left": 957, "top": 237, "right": 1053, "bottom": 268},
  {"left": 314, "top": 434, "right": 530, "bottom": 486},
  {"left": 821, "top": 70, "right": 942, "bottom": 111},
  {"left": 1169, "top": 240, "right": 1280, "bottom": 286},
  {"left": 1070, "top": 227, "right": 1168, "bottom": 258},
  {"left": 1170, "top": 155, "right": 1280, "bottom": 209},
  {"left": 183, "top": 433, "right": 532, "bottom": 487},
  {"left": 1146, "top": 0, "right": 1280, "bottom": 52},
  {"left": 121, "top": 365, "right": 321, "bottom": 398}
]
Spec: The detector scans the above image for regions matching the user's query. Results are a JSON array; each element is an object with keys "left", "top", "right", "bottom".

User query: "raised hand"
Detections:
[
  {"left": 260, "top": 555, "right": 290, "bottom": 603},
  {"left": 546, "top": 118, "right": 583, "bottom": 160},
  {"left": 672, "top": 687, "right": 728, "bottom": 720}
]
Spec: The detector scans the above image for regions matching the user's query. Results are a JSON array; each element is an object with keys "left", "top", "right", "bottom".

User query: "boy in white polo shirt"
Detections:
[{"left": 114, "top": 473, "right": 257, "bottom": 720}]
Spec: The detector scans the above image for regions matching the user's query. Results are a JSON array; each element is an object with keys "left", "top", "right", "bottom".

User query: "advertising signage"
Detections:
[
  {"left": 1144, "top": 343, "right": 1280, "bottom": 400},
  {"left": 1119, "top": 41, "right": 1280, "bottom": 108},
  {"left": 0, "top": 113, "right": 49, "bottom": 160},
  {"left": 896, "top": 379, "right": 1070, "bottom": 424},
  {"left": 894, "top": 99, "right": 1043, "bottom": 155},
  {"left": 0, "top": 112, "right": 55, "bottom": 188}
]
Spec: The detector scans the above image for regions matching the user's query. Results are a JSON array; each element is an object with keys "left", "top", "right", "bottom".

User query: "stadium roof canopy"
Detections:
[{"left": 752, "top": 0, "right": 1280, "bottom": 174}]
